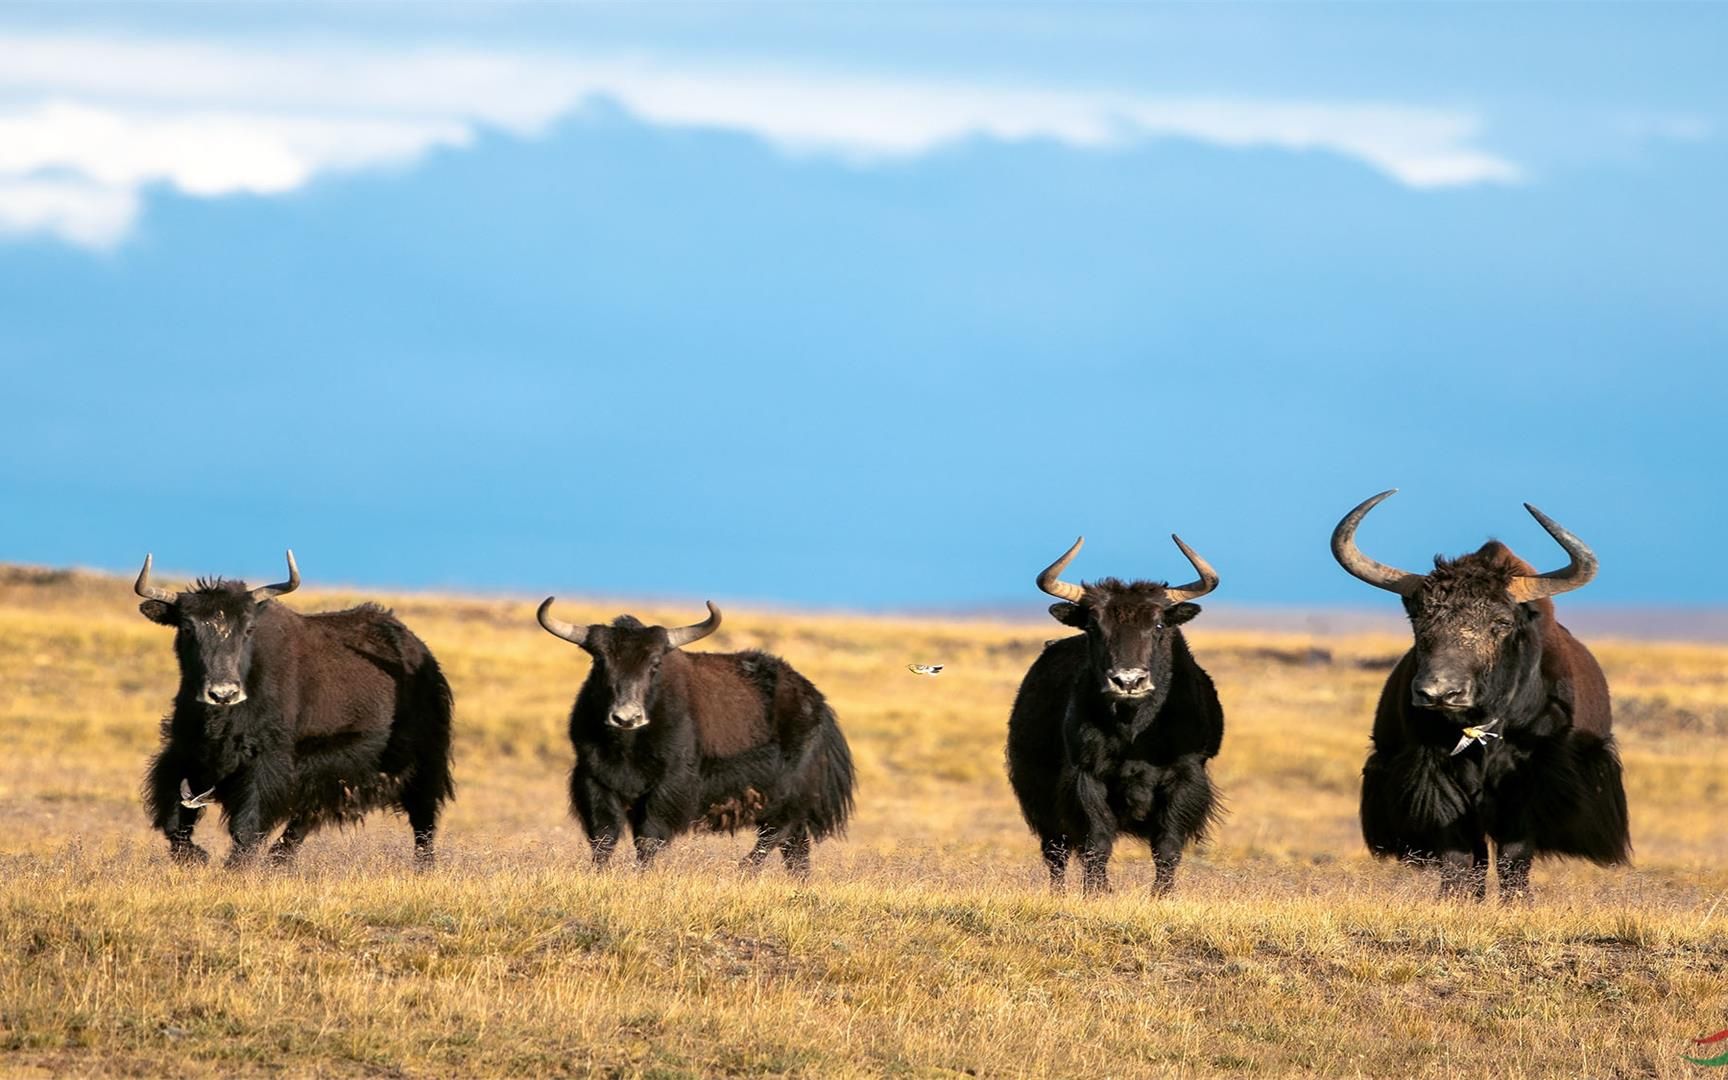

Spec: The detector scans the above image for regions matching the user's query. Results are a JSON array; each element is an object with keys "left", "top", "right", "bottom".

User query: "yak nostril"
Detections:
[
  {"left": 1109, "top": 669, "right": 1148, "bottom": 691},
  {"left": 1415, "top": 684, "right": 1468, "bottom": 708}
]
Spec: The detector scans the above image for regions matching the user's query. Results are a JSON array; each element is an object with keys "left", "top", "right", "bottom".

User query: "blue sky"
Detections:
[{"left": 0, "top": 4, "right": 1723, "bottom": 609}]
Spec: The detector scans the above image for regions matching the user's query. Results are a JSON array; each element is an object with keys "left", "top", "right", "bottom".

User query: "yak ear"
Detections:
[
  {"left": 1164, "top": 602, "right": 1202, "bottom": 627},
  {"left": 1048, "top": 602, "right": 1088, "bottom": 627},
  {"left": 139, "top": 600, "right": 178, "bottom": 626}
]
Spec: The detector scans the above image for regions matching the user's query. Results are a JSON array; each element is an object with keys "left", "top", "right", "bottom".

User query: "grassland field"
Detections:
[{"left": 3, "top": 564, "right": 1728, "bottom": 1077}]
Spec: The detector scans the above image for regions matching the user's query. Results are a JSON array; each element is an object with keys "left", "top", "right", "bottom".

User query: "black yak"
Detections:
[
  {"left": 1006, "top": 535, "right": 1224, "bottom": 895},
  {"left": 1332, "top": 490, "right": 1630, "bottom": 900},
  {"left": 537, "top": 598, "right": 854, "bottom": 877},
  {"left": 136, "top": 551, "right": 454, "bottom": 868}
]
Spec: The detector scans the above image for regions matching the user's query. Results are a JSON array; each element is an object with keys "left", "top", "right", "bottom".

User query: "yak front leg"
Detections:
[
  {"left": 628, "top": 789, "right": 687, "bottom": 870},
  {"left": 1496, "top": 836, "right": 1535, "bottom": 902},
  {"left": 1437, "top": 837, "right": 1488, "bottom": 901},
  {"left": 223, "top": 787, "right": 268, "bottom": 869},
  {"left": 148, "top": 755, "right": 211, "bottom": 865},
  {"left": 572, "top": 771, "right": 628, "bottom": 869},
  {"left": 167, "top": 807, "right": 210, "bottom": 866},
  {"left": 1071, "top": 773, "right": 1117, "bottom": 897}
]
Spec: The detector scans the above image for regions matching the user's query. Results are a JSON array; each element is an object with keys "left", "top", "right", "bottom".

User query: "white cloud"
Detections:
[
  {"left": 0, "top": 176, "right": 136, "bottom": 247},
  {"left": 0, "top": 32, "right": 1524, "bottom": 248}
]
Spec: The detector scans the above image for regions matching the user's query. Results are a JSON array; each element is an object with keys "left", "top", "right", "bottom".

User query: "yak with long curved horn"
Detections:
[
  {"left": 1035, "top": 537, "right": 1088, "bottom": 602},
  {"left": 665, "top": 601, "right": 722, "bottom": 649},
  {"left": 134, "top": 554, "right": 178, "bottom": 603},
  {"left": 1331, "top": 489, "right": 1426, "bottom": 596},
  {"left": 1164, "top": 535, "right": 1220, "bottom": 603},
  {"left": 1342, "top": 490, "right": 1626, "bottom": 900},
  {"left": 536, "top": 597, "right": 590, "bottom": 647},
  {"left": 248, "top": 550, "right": 300, "bottom": 602},
  {"left": 1505, "top": 504, "right": 1598, "bottom": 603}
]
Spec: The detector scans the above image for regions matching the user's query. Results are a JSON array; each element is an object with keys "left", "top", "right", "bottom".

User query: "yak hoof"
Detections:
[{"left": 169, "top": 842, "right": 210, "bottom": 866}]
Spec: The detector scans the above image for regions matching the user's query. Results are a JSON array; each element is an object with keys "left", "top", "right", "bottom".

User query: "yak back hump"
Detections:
[
  {"left": 677, "top": 650, "right": 779, "bottom": 759},
  {"left": 288, "top": 604, "right": 421, "bottom": 739}
]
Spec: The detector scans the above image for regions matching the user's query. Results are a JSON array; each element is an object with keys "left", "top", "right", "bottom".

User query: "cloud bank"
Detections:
[{"left": 0, "top": 32, "right": 1523, "bottom": 248}]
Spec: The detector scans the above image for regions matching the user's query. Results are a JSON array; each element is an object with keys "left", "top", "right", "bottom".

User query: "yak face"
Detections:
[
  {"left": 577, "top": 616, "right": 674, "bottom": 730},
  {"left": 141, "top": 582, "right": 267, "bottom": 706},
  {"left": 537, "top": 599, "right": 723, "bottom": 731},
  {"left": 1331, "top": 492, "right": 1598, "bottom": 720},
  {"left": 1050, "top": 581, "right": 1201, "bottom": 701},
  {"left": 1402, "top": 543, "right": 1546, "bottom": 714},
  {"left": 134, "top": 552, "right": 299, "bottom": 709},
  {"left": 1035, "top": 535, "right": 1219, "bottom": 703}
]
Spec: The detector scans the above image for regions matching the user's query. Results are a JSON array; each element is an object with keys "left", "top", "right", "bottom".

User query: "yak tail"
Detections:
[
  {"left": 393, "top": 654, "right": 456, "bottom": 809},
  {"left": 803, "top": 706, "right": 856, "bottom": 842}
]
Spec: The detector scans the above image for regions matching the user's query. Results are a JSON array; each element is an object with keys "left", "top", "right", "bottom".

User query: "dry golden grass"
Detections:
[{"left": 3, "top": 565, "right": 1728, "bottom": 1077}]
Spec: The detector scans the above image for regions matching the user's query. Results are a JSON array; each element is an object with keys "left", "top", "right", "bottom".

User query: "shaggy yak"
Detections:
[
  {"left": 537, "top": 598, "right": 854, "bottom": 876},
  {"left": 1006, "top": 535, "right": 1224, "bottom": 895},
  {"left": 1332, "top": 490, "right": 1630, "bottom": 900},
  {"left": 136, "top": 551, "right": 454, "bottom": 867}
]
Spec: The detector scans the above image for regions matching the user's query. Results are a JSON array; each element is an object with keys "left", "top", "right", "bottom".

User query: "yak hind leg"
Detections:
[
  {"left": 1040, "top": 835, "right": 1070, "bottom": 893},
  {"left": 1079, "top": 845, "right": 1113, "bottom": 896},
  {"left": 1496, "top": 837, "right": 1534, "bottom": 903},
  {"left": 266, "top": 818, "right": 312, "bottom": 866},
  {"left": 1151, "top": 841, "right": 1184, "bottom": 897},
  {"left": 740, "top": 825, "right": 779, "bottom": 874},
  {"left": 779, "top": 824, "right": 812, "bottom": 880}
]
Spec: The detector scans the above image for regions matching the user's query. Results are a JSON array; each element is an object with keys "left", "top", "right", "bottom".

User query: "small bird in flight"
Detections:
[
  {"left": 179, "top": 779, "right": 217, "bottom": 808},
  {"left": 907, "top": 663, "right": 945, "bottom": 676},
  {"left": 1450, "top": 719, "right": 1503, "bottom": 756}
]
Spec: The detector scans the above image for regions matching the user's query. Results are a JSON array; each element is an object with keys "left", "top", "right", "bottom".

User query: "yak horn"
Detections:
[
  {"left": 1505, "top": 504, "right": 1598, "bottom": 603},
  {"left": 536, "top": 597, "right": 590, "bottom": 647},
  {"left": 134, "top": 554, "right": 178, "bottom": 603},
  {"left": 665, "top": 601, "right": 722, "bottom": 649},
  {"left": 1036, "top": 537, "right": 1087, "bottom": 603},
  {"left": 249, "top": 550, "right": 300, "bottom": 602},
  {"left": 1331, "top": 490, "right": 1425, "bottom": 596},
  {"left": 1164, "top": 535, "right": 1220, "bottom": 603}
]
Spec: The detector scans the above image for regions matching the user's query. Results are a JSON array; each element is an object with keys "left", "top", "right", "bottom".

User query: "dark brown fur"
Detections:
[
  {"left": 557, "top": 615, "right": 855, "bottom": 876},
  {"left": 141, "top": 582, "right": 455, "bottom": 868}
]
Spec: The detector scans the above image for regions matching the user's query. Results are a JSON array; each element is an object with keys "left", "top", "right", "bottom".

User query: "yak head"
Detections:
[
  {"left": 536, "top": 598, "right": 722, "bottom": 730},
  {"left": 1036, "top": 534, "right": 1219, "bottom": 702},
  {"left": 1332, "top": 490, "right": 1597, "bottom": 715},
  {"left": 134, "top": 551, "right": 300, "bottom": 707}
]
